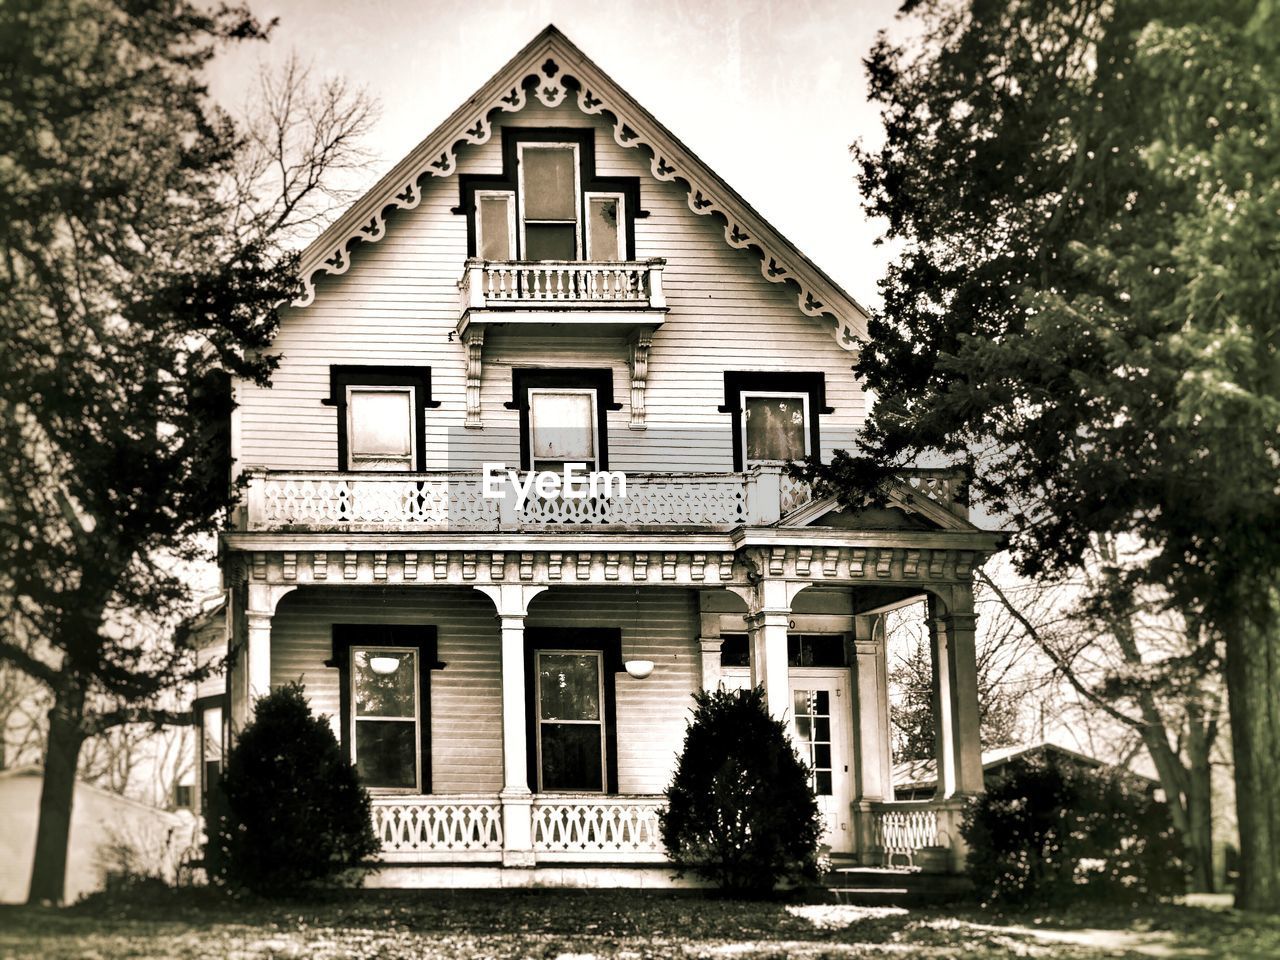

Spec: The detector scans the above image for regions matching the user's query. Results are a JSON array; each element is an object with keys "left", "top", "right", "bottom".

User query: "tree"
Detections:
[
  {"left": 886, "top": 580, "right": 1044, "bottom": 763},
  {"left": 805, "top": 0, "right": 1280, "bottom": 909},
  {"left": 978, "top": 544, "right": 1227, "bottom": 893},
  {"left": 210, "top": 684, "right": 378, "bottom": 893},
  {"left": 0, "top": 0, "right": 375, "bottom": 903},
  {"left": 661, "top": 687, "right": 823, "bottom": 894}
]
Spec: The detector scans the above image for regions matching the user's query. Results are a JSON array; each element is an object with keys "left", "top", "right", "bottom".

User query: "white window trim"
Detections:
[
  {"left": 517, "top": 141, "right": 582, "bottom": 260},
  {"left": 528, "top": 386, "right": 599, "bottom": 470},
  {"left": 350, "top": 645, "right": 422, "bottom": 794},
  {"left": 345, "top": 384, "right": 417, "bottom": 472},
  {"left": 740, "top": 390, "right": 811, "bottom": 466},
  {"left": 475, "top": 189, "right": 516, "bottom": 261},
  {"left": 584, "top": 191, "right": 626, "bottom": 261},
  {"left": 534, "top": 649, "right": 607, "bottom": 794}
]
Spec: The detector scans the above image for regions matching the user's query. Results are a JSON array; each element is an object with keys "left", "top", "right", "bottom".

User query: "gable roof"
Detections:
[
  {"left": 292, "top": 25, "right": 869, "bottom": 353},
  {"left": 892, "top": 742, "right": 1159, "bottom": 792}
]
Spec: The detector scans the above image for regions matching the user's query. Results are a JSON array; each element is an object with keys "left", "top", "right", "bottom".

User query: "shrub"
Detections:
[
  {"left": 962, "top": 756, "right": 1184, "bottom": 906},
  {"left": 661, "top": 686, "right": 823, "bottom": 895},
  {"left": 208, "top": 683, "right": 380, "bottom": 894}
]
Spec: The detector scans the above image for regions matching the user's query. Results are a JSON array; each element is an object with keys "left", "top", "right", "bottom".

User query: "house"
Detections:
[
  {"left": 211, "top": 25, "right": 1002, "bottom": 888},
  {"left": 0, "top": 766, "right": 198, "bottom": 904},
  {"left": 892, "top": 742, "right": 1162, "bottom": 802}
]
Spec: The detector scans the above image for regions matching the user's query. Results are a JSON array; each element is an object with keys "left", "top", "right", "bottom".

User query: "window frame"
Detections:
[
  {"left": 507, "top": 368, "right": 620, "bottom": 471},
  {"left": 517, "top": 141, "right": 582, "bottom": 261},
  {"left": 719, "top": 371, "right": 833, "bottom": 472},
  {"left": 524, "top": 628, "right": 621, "bottom": 794},
  {"left": 527, "top": 386, "right": 600, "bottom": 472},
  {"left": 474, "top": 189, "right": 517, "bottom": 261},
  {"left": 330, "top": 625, "right": 441, "bottom": 794},
  {"left": 740, "top": 390, "right": 812, "bottom": 467},
  {"left": 324, "top": 366, "right": 439, "bottom": 472},
  {"left": 349, "top": 645, "right": 423, "bottom": 793},
  {"left": 584, "top": 191, "right": 627, "bottom": 260},
  {"left": 344, "top": 384, "right": 417, "bottom": 472},
  {"left": 534, "top": 648, "right": 608, "bottom": 794}
]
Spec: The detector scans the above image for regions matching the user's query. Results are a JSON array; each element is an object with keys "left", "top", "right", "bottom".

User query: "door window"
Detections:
[{"left": 793, "top": 688, "right": 834, "bottom": 796}]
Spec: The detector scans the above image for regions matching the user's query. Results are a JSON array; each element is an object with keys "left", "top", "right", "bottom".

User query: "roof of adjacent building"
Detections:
[{"left": 891, "top": 741, "right": 1159, "bottom": 792}]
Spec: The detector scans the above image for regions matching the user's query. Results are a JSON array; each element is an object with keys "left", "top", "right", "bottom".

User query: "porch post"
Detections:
[
  {"left": 851, "top": 614, "right": 893, "bottom": 863},
  {"left": 747, "top": 578, "right": 792, "bottom": 724},
  {"left": 231, "top": 583, "right": 295, "bottom": 734},
  {"left": 928, "top": 587, "right": 984, "bottom": 799},
  {"left": 698, "top": 592, "right": 722, "bottom": 692},
  {"left": 476, "top": 583, "right": 547, "bottom": 868}
]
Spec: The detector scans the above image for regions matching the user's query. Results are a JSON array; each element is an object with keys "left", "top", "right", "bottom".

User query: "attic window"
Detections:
[{"left": 520, "top": 143, "right": 581, "bottom": 260}]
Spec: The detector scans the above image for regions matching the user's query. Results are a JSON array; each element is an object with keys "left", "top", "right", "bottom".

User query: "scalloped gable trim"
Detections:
[{"left": 291, "top": 25, "right": 869, "bottom": 352}]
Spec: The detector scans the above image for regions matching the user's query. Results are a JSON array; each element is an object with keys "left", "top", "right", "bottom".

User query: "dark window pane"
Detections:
[
  {"left": 523, "top": 147, "right": 576, "bottom": 219},
  {"left": 719, "top": 633, "right": 749, "bottom": 667},
  {"left": 354, "top": 650, "right": 416, "bottom": 717},
  {"left": 356, "top": 720, "right": 417, "bottom": 789},
  {"left": 479, "top": 195, "right": 513, "bottom": 259},
  {"left": 540, "top": 722, "right": 603, "bottom": 791},
  {"left": 525, "top": 223, "right": 576, "bottom": 260},
  {"left": 795, "top": 716, "right": 812, "bottom": 741},
  {"left": 815, "top": 771, "right": 833, "bottom": 795},
  {"left": 789, "top": 634, "right": 847, "bottom": 667},
  {"left": 539, "top": 654, "right": 601, "bottom": 721},
  {"left": 744, "top": 395, "right": 807, "bottom": 462},
  {"left": 587, "top": 196, "right": 620, "bottom": 259},
  {"left": 814, "top": 744, "right": 832, "bottom": 768},
  {"left": 815, "top": 717, "right": 831, "bottom": 742}
]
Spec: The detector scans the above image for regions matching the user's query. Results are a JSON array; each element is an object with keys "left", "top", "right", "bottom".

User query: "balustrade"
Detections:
[
  {"left": 370, "top": 796, "right": 504, "bottom": 862},
  {"left": 460, "top": 259, "right": 666, "bottom": 310},
  {"left": 531, "top": 795, "right": 666, "bottom": 861}
]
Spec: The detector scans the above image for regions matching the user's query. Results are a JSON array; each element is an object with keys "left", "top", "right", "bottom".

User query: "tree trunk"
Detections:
[
  {"left": 1225, "top": 608, "right": 1280, "bottom": 912},
  {"left": 1184, "top": 721, "right": 1216, "bottom": 894},
  {"left": 26, "top": 682, "right": 87, "bottom": 905}
]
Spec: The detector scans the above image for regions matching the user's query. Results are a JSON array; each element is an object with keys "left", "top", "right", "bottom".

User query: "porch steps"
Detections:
[{"left": 824, "top": 866, "right": 973, "bottom": 906}]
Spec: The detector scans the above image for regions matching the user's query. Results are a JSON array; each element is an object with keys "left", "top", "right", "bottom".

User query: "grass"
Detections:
[{"left": 2, "top": 888, "right": 1279, "bottom": 959}]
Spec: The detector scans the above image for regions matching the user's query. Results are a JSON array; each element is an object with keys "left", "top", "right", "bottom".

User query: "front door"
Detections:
[{"left": 790, "top": 671, "right": 854, "bottom": 854}]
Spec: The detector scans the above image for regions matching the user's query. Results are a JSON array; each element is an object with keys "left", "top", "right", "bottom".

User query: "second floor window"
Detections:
[
  {"left": 529, "top": 388, "right": 598, "bottom": 471},
  {"left": 742, "top": 391, "right": 810, "bottom": 465},
  {"left": 519, "top": 142, "right": 580, "bottom": 260},
  {"left": 347, "top": 386, "right": 416, "bottom": 471}
]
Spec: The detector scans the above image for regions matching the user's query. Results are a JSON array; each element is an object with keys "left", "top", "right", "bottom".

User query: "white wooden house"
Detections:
[{"left": 213, "top": 25, "right": 1000, "bottom": 888}]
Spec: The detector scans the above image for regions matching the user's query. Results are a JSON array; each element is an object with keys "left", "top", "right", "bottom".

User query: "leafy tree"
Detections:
[
  {"left": 210, "top": 683, "right": 379, "bottom": 893},
  {"left": 0, "top": 0, "right": 374, "bottom": 903},
  {"left": 806, "top": 0, "right": 1280, "bottom": 910},
  {"left": 661, "top": 687, "right": 823, "bottom": 895}
]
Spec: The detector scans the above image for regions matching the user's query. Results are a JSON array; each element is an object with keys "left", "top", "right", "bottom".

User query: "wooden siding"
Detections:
[
  {"left": 235, "top": 101, "right": 865, "bottom": 473},
  {"left": 269, "top": 585, "right": 698, "bottom": 795}
]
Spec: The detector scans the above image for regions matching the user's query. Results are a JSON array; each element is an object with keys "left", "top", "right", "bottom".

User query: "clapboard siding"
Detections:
[
  {"left": 236, "top": 98, "right": 865, "bottom": 472},
  {"left": 269, "top": 585, "right": 699, "bottom": 795}
]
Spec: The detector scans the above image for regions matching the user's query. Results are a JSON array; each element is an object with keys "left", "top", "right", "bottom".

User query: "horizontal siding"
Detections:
[
  {"left": 269, "top": 585, "right": 699, "bottom": 795},
  {"left": 236, "top": 98, "right": 866, "bottom": 472}
]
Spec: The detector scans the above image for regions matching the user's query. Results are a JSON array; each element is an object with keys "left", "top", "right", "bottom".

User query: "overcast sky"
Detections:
[{"left": 206, "top": 0, "right": 908, "bottom": 309}]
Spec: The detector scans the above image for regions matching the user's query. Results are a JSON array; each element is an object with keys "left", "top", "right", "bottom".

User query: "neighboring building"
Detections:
[
  {"left": 0, "top": 766, "right": 197, "bottom": 904},
  {"left": 212, "top": 25, "right": 1001, "bottom": 887},
  {"left": 892, "top": 742, "right": 1162, "bottom": 802}
]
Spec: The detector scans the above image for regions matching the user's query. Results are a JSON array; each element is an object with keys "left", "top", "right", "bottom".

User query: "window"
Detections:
[
  {"left": 718, "top": 632, "right": 848, "bottom": 668},
  {"left": 347, "top": 386, "right": 415, "bottom": 471},
  {"left": 529, "top": 388, "right": 598, "bottom": 471},
  {"left": 458, "top": 129, "right": 642, "bottom": 262},
  {"left": 351, "top": 647, "right": 420, "bottom": 790},
  {"left": 720, "top": 372, "right": 832, "bottom": 471},
  {"left": 476, "top": 190, "right": 515, "bottom": 260},
  {"left": 331, "top": 625, "right": 438, "bottom": 793},
  {"left": 742, "top": 391, "right": 810, "bottom": 465},
  {"left": 196, "top": 700, "right": 224, "bottom": 813},
  {"left": 326, "top": 367, "right": 438, "bottom": 472},
  {"left": 585, "top": 192, "right": 625, "bottom": 260},
  {"left": 793, "top": 689, "right": 834, "bottom": 796},
  {"left": 536, "top": 650, "right": 606, "bottom": 792},
  {"left": 519, "top": 142, "right": 580, "bottom": 260},
  {"left": 509, "top": 369, "right": 618, "bottom": 471}
]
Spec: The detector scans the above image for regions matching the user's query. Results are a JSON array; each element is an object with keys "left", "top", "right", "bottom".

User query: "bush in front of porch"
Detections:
[
  {"left": 661, "top": 686, "right": 823, "bottom": 895},
  {"left": 207, "top": 683, "right": 380, "bottom": 894}
]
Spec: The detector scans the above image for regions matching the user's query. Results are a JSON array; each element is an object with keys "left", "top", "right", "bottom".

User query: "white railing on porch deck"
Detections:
[
  {"left": 532, "top": 795, "right": 666, "bottom": 861},
  {"left": 867, "top": 798, "right": 966, "bottom": 870},
  {"left": 371, "top": 795, "right": 504, "bottom": 862}
]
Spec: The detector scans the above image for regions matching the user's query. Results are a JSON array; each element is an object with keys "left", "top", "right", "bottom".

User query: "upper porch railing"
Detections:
[
  {"left": 237, "top": 467, "right": 966, "bottom": 532},
  {"left": 459, "top": 258, "right": 667, "bottom": 312}
]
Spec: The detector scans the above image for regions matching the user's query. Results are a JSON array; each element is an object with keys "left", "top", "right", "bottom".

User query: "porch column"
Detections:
[
  {"left": 747, "top": 578, "right": 793, "bottom": 724},
  {"left": 698, "top": 592, "right": 722, "bottom": 692},
  {"left": 231, "top": 582, "right": 295, "bottom": 734},
  {"left": 476, "top": 583, "right": 547, "bottom": 868},
  {"left": 851, "top": 614, "right": 893, "bottom": 863},
  {"left": 928, "top": 587, "right": 984, "bottom": 798}
]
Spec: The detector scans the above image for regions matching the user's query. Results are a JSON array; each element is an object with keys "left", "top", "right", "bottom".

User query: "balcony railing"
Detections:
[
  {"left": 459, "top": 258, "right": 666, "bottom": 312},
  {"left": 865, "top": 798, "right": 966, "bottom": 871},
  {"left": 238, "top": 467, "right": 966, "bottom": 532}
]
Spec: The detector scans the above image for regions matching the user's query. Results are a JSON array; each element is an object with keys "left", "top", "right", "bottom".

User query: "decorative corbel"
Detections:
[
  {"left": 628, "top": 331, "right": 653, "bottom": 430},
  {"left": 463, "top": 327, "right": 485, "bottom": 428}
]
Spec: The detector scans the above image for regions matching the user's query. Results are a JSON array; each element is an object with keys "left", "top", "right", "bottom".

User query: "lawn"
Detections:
[{"left": 2, "top": 889, "right": 1278, "bottom": 959}]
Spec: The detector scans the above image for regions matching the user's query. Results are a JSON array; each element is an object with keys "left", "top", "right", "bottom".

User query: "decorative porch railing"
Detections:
[
  {"left": 531, "top": 795, "right": 666, "bottom": 861},
  {"left": 370, "top": 795, "right": 504, "bottom": 862},
  {"left": 459, "top": 258, "right": 666, "bottom": 310},
  {"left": 866, "top": 798, "right": 967, "bottom": 870},
  {"left": 240, "top": 467, "right": 965, "bottom": 531}
]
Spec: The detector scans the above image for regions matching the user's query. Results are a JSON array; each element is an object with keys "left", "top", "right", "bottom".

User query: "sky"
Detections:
[{"left": 205, "top": 0, "right": 909, "bottom": 309}]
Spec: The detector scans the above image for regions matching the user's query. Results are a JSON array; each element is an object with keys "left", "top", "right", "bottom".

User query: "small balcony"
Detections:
[{"left": 456, "top": 258, "right": 667, "bottom": 339}]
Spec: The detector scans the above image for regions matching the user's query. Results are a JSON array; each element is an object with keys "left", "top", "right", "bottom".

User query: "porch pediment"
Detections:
[{"left": 783, "top": 485, "right": 978, "bottom": 534}]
